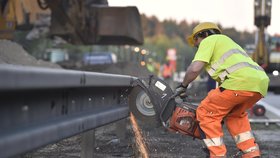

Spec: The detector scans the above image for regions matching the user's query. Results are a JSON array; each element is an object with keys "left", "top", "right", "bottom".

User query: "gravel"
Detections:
[{"left": 0, "top": 39, "right": 60, "bottom": 68}]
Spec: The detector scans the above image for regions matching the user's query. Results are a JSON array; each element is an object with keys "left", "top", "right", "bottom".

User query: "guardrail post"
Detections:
[
  {"left": 81, "top": 129, "right": 95, "bottom": 158},
  {"left": 115, "top": 118, "right": 129, "bottom": 145}
]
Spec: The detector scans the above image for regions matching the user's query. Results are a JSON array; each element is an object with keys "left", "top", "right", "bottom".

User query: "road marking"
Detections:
[{"left": 257, "top": 100, "right": 280, "bottom": 117}]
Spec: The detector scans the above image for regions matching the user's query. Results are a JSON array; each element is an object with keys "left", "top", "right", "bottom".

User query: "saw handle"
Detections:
[{"left": 174, "top": 83, "right": 188, "bottom": 99}]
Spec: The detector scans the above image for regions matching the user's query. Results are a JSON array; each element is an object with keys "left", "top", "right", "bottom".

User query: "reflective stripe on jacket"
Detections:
[{"left": 207, "top": 49, "right": 264, "bottom": 82}]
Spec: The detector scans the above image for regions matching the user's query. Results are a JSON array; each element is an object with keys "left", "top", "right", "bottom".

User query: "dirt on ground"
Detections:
[
  {"left": 0, "top": 39, "right": 60, "bottom": 68},
  {"left": 23, "top": 118, "right": 280, "bottom": 158}
]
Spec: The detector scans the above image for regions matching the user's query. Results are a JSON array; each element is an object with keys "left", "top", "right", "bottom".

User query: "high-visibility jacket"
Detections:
[
  {"left": 162, "top": 64, "right": 173, "bottom": 78},
  {"left": 192, "top": 34, "right": 269, "bottom": 96}
]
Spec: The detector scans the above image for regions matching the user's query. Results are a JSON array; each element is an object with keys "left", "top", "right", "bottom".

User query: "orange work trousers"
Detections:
[{"left": 196, "top": 88, "right": 262, "bottom": 157}]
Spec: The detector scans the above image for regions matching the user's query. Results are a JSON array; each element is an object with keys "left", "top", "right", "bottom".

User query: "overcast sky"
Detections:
[{"left": 108, "top": 0, "right": 280, "bottom": 35}]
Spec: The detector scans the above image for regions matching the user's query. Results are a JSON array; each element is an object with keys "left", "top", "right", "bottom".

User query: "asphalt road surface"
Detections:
[
  {"left": 23, "top": 91, "right": 280, "bottom": 158},
  {"left": 259, "top": 92, "right": 280, "bottom": 119}
]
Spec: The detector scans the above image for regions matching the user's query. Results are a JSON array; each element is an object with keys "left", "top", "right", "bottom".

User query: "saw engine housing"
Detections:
[{"left": 168, "top": 103, "right": 201, "bottom": 139}]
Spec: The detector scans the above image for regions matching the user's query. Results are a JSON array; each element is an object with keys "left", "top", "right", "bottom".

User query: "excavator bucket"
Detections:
[{"left": 93, "top": 6, "right": 143, "bottom": 45}]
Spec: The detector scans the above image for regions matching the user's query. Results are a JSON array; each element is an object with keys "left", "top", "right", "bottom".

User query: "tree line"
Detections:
[{"left": 140, "top": 14, "right": 255, "bottom": 71}]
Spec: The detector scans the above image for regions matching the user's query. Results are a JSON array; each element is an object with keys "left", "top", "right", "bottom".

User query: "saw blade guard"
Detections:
[{"left": 128, "top": 76, "right": 174, "bottom": 125}]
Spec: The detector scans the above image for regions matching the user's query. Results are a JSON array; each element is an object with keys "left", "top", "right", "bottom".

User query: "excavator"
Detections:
[{"left": 0, "top": 0, "right": 143, "bottom": 45}]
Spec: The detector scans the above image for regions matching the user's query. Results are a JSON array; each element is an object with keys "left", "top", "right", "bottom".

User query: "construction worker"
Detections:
[
  {"left": 161, "top": 61, "right": 176, "bottom": 89},
  {"left": 175, "top": 22, "right": 269, "bottom": 158},
  {"left": 162, "top": 61, "right": 173, "bottom": 79}
]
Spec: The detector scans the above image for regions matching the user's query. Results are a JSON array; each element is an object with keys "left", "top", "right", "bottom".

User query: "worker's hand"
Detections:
[{"left": 175, "top": 83, "right": 188, "bottom": 98}]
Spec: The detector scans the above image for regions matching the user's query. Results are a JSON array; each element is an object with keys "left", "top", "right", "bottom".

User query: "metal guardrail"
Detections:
[
  {"left": 0, "top": 64, "right": 136, "bottom": 158},
  {"left": 249, "top": 119, "right": 280, "bottom": 125}
]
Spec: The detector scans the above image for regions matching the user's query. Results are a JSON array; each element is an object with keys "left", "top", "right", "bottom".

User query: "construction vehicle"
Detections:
[
  {"left": 268, "top": 35, "right": 280, "bottom": 72},
  {"left": 266, "top": 34, "right": 280, "bottom": 93},
  {"left": 253, "top": 0, "right": 280, "bottom": 93},
  {"left": 0, "top": 0, "right": 143, "bottom": 45}
]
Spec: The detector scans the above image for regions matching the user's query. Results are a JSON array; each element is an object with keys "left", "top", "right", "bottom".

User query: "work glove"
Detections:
[{"left": 175, "top": 83, "right": 188, "bottom": 98}]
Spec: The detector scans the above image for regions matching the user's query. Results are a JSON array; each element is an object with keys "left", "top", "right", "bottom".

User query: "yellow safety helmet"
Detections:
[{"left": 187, "top": 22, "right": 221, "bottom": 47}]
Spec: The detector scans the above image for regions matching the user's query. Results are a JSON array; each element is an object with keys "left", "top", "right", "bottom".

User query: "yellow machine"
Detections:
[
  {"left": 0, "top": 0, "right": 50, "bottom": 39},
  {"left": 254, "top": 0, "right": 280, "bottom": 93},
  {"left": 0, "top": 0, "right": 16, "bottom": 39},
  {"left": 253, "top": 0, "right": 271, "bottom": 69}
]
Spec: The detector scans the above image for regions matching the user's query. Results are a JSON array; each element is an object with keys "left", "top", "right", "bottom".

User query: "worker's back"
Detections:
[{"left": 193, "top": 34, "right": 269, "bottom": 96}]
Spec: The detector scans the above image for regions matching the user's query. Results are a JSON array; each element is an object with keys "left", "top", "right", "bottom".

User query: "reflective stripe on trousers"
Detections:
[
  {"left": 243, "top": 144, "right": 259, "bottom": 154},
  {"left": 233, "top": 131, "right": 260, "bottom": 157},
  {"left": 233, "top": 131, "right": 254, "bottom": 144},
  {"left": 201, "top": 133, "right": 228, "bottom": 157},
  {"left": 203, "top": 137, "right": 224, "bottom": 147}
]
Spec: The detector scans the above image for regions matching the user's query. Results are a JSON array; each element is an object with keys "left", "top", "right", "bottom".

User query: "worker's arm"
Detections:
[{"left": 182, "top": 61, "right": 206, "bottom": 87}]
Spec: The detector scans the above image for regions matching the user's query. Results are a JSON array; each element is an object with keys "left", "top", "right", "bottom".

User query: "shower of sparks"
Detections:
[{"left": 130, "top": 113, "right": 149, "bottom": 158}]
